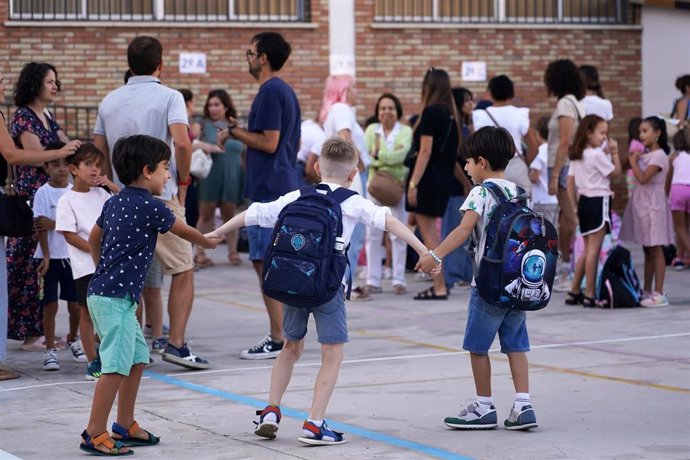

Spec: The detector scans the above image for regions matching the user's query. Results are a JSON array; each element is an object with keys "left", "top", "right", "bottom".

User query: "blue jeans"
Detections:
[{"left": 442, "top": 195, "right": 473, "bottom": 287}]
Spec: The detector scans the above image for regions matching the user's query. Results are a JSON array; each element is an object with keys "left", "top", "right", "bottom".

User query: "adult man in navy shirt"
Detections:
[{"left": 219, "top": 32, "right": 301, "bottom": 359}]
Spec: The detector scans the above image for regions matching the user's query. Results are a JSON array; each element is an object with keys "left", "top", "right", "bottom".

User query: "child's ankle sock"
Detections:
[
  {"left": 514, "top": 393, "right": 530, "bottom": 409},
  {"left": 476, "top": 395, "right": 494, "bottom": 413},
  {"left": 304, "top": 419, "right": 323, "bottom": 437}
]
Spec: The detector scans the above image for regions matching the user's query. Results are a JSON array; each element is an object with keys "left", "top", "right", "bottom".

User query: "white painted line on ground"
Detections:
[{"left": 0, "top": 449, "right": 23, "bottom": 459}]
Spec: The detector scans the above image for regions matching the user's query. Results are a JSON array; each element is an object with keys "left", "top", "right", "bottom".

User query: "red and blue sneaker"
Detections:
[
  {"left": 254, "top": 405, "right": 281, "bottom": 439},
  {"left": 297, "top": 420, "right": 346, "bottom": 446}
]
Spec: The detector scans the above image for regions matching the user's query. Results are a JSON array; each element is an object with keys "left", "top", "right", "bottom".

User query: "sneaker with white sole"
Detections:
[
  {"left": 143, "top": 323, "right": 170, "bottom": 338},
  {"left": 68, "top": 338, "right": 87, "bottom": 363},
  {"left": 151, "top": 337, "right": 168, "bottom": 354},
  {"left": 444, "top": 402, "right": 498, "bottom": 429},
  {"left": 85, "top": 357, "right": 102, "bottom": 381},
  {"left": 254, "top": 405, "right": 281, "bottom": 439},
  {"left": 42, "top": 349, "right": 60, "bottom": 371},
  {"left": 553, "top": 271, "right": 573, "bottom": 293},
  {"left": 504, "top": 404, "right": 538, "bottom": 430},
  {"left": 298, "top": 420, "right": 347, "bottom": 445},
  {"left": 240, "top": 335, "right": 284, "bottom": 360},
  {"left": 162, "top": 342, "right": 211, "bottom": 369},
  {"left": 640, "top": 292, "right": 670, "bottom": 308}
]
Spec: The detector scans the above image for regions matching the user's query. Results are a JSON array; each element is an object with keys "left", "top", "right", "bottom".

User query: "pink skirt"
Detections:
[{"left": 619, "top": 187, "right": 673, "bottom": 247}]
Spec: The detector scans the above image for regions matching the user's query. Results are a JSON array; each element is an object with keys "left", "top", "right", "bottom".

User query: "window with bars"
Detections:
[
  {"left": 374, "top": 0, "right": 637, "bottom": 24},
  {"left": 10, "top": 0, "right": 310, "bottom": 22}
]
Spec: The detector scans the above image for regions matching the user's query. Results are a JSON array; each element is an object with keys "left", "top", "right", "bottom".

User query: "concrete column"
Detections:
[{"left": 328, "top": 0, "right": 356, "bottom": 76}]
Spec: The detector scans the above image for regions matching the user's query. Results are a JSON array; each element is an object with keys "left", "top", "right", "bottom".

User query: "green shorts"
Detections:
[{"left": 87, "top": 295, "right": 149, "bottom": 376}]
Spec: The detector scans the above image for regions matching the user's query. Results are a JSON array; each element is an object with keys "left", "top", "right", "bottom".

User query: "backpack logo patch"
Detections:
[{"left": 291, "top": 234, "right": 306, "bottom": 251}]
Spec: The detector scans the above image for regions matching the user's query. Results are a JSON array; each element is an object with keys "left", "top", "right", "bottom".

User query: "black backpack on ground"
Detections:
[{"left": 596, "top": 246, "right": 642, "bottom": 309}]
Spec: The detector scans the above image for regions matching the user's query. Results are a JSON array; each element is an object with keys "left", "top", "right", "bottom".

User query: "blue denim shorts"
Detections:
[
  {"left": 247, "top": 225, "right": 274, "bottom": 261},
  {"left": 87, "top": 294, "right": 149, "bottom": 376},
  {"left": 547, "top": 165, "right": 569, "bottom": 190},
  {"left": 462, "top": 287, "right": 530, "bottom": 355},
  {"left": 283, "top": 288, "right": 348, "bottom": 344}
]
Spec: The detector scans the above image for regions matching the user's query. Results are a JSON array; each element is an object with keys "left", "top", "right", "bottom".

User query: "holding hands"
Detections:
[{"left": 415, "top": 249, "right": 443, "bottom": 276}]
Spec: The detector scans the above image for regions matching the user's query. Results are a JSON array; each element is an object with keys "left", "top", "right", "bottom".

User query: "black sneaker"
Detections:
[
  {"left": 162, "top": 342, "right": 211, "bottom": 370},
  {"left": 240, "top": 335, "right": 283, "bottom": 360}
]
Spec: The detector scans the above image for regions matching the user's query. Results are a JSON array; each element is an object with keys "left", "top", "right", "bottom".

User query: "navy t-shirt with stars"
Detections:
[{"left": 88, "top": 186, "right": 175, "bottom": 301}]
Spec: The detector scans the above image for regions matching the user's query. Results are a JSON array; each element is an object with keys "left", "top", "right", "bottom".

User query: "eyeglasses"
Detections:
[{"left": 246, "top": 50, "right": 259, "bottom": 59}]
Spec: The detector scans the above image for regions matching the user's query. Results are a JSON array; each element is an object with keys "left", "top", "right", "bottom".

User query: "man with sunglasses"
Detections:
[{"left": 218, "top": 32, "right": 301, "bottom": 360}]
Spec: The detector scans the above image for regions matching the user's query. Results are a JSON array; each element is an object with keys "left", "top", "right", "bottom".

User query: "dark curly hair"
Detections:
[
  {"left": 14, "top": 62, "right": 61, "bottom": 107},
  {"left": 544, "top": 59, "right": 585, "bottom": 100}
]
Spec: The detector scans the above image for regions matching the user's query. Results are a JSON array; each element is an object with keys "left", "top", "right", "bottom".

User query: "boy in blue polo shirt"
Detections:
[
  {"left": 417, "top": 127, "right": 538, "bottom": 431},
  {"left": 79, "top": 135, "right": 217, "bottom": 456}
]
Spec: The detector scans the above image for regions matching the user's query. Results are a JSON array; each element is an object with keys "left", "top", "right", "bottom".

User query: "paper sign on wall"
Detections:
[
  {"left": 462, "top": 61, "right": 487, "bottom": 82},
  {"left": 179, "top": 52, "right": 207, "bottom": 74}
]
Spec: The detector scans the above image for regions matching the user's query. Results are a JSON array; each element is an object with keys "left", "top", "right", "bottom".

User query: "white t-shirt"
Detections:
[
  {"left": 33, "top": 183, "right": 72, "bottom": 259},
  {"left": 298, "top": 119, "right": 325, "bottom": 163},
  {"left": 472, "top": 105, "right": 529, "bottom": 154},
  {"left": 582, "top": 95, "right": 614, "bottom": 121},
  {"left": 529, "top": 144, "right": 558, "bottom": 205},
  {"left": 55, "top": 187, "right": 112, "bottom": 279},
  {"left": 568, "top": 148, "right": 615, "bottom": 197},
  {"left": 245, "top": 182, "right": 389, "bottom": 245},
  {"left": 460, "top": 178, "right": 519, "bottom": 276},
  {"left": 323, "top": 102, "right": 370, "bottom": 167}
]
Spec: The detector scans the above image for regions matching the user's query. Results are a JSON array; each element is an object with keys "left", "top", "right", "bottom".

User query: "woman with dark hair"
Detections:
[
  {"left": 671, "top": 74, "right": 690, "bottom": 130},
  {"left": 363, "top": 93, "right": 412, "bottom": 294},
  {"left": 406, "top": 68, "right": 462, "bottom": 300},
  {"left": 7, "top": 62, "right": 76, "bottom": 349},
  {"left": 543, "top": 59, "right": 586, "bottom": 291},
  {"left": 579, "top": 65, "right": 614, "bottom": 121},
  {"left": 0, "top": 69, "right": 78, "bottom": 374},
  {"left": 195, "top": 89, "right": 244, "bottom": 267}
]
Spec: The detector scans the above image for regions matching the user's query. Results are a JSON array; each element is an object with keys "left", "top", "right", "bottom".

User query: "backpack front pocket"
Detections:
[
  {"left": 271, "top": 215, "right": 327, "bottom": 259},
  {"left": 264, "top": 255, "right": 319, "bottom": 299}
]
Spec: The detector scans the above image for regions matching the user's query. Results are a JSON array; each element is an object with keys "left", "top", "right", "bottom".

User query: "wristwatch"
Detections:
[{"left": 178, "top": 176, "right": 192, "bottom": 186}]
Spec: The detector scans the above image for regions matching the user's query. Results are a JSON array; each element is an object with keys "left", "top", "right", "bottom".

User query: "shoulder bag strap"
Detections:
[
  {"left": 483, "top": 108, "right": 501, "bottom": 128},
  {"left": 564, "top": 96, "right": 583, "bottom": 121},
  {"left": 436, "top": 116, "right": 454, "bottom": 155}
]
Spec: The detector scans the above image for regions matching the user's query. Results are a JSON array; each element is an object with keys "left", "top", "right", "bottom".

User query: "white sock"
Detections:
[
  {"left": 262, "top": 411, "right": 277, "bottom": 424},
  {"left": 514, "top": 393, "right": 530, "bottom": 409},
  {"left": 476, "top": 395, "right": 494, "bottom": 413},
  {"left": 307, "top": 419, "right": 323, "bottom": 427}
]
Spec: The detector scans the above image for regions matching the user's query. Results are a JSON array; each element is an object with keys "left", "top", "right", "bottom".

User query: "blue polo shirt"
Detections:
[
  {"left": 88, "top": 187, "right": 175, "bottom": 301},
  {"left": 244, "top": 77, "right": 301, "bottom": 202}
]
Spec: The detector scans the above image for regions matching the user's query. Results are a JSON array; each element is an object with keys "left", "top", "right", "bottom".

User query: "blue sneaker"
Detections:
[
  {"left": 84, "top": 358, "right": 102, "bottom": 381},
  {"left": 444, "top": 402, "right": 498, "bottom": 429},
  {"left": 162, "top": 342, "right": 210, "bottom": 370},
  {"left": 504, "top": 404, "right": 538, "bottom": 430},
  {"left": 298, "top": 420, "right": 346, "bottom": 445},
  {"left": 254, "top": 405, "right": 281, "bottom": 439},
  {"left": 151, "top": 337, "right": 168, "bottom": 354}
]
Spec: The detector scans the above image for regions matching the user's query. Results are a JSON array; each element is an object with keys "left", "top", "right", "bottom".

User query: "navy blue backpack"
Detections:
[
  {"left": 262, "top": 184, "right": 356, "bottom": 308},
  {"left": 470, "top": 181, "right": 559, "bottom": 311},
  {"left": 595, "top": 245, "right": 642, "bottom": 308}
]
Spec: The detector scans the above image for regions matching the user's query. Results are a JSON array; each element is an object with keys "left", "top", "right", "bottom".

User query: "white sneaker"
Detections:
[
  {"left": 43, "top": 349, "right": 60, "bottom": 371},
  {"left": 640, "top": 292, "right": 670, "bottom": 308},
  {"left": 68, "top": 338, "right": 87, "bottom": 363},
  {"left": 553, "top": 271, "right": 573, "bottom": 293},
  {"left": 383, "top": 266, "right": 392, "bottom": 280}
]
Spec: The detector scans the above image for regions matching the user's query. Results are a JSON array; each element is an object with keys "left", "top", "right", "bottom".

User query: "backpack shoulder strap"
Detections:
[
  {"left": 331, "top": 187, "right": 357, "bottom": 204},
  {"left": 482, "top": 181, "right": 509, "bottom": 204}
]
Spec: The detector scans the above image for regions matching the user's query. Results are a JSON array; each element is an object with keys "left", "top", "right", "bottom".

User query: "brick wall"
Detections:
[{"left": 0, "top": 0, "right": 641, "bottom": 209}]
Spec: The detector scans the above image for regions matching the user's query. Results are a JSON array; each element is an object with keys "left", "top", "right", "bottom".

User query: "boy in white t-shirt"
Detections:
[
  {"left": 418, "top": 127, "right": 538, "bottom": 431},
  {"left": 529, "top": 116, "right": 559, "bottom": 226},
  {"left": 56, "top": 144, "right": 119, "bottom": 381},
  {"left": 33, "top": 156, "right": 83, "bottom": 371},
  {"left": 207, "top": 137, "right": 428, "bottom": 445}
]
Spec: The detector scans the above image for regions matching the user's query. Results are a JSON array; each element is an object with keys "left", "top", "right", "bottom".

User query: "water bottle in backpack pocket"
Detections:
[
  {"left": 262, "top": 185, "right": 356, "bottom": 308},
  {"left": 471, "top": 181, "right": 559, "bottom": 311}
]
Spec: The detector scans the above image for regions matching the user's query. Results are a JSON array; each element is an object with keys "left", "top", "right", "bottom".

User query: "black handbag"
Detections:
[{"left": 0, "top": 166, "right": 34, "bottom": 237}]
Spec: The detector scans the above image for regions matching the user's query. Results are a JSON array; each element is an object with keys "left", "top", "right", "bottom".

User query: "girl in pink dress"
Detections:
[{"left": 619, "top": 116, "right": 673, "bottom": 307}]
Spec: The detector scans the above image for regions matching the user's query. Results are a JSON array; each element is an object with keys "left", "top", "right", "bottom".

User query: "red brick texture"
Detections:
[{"left": 1, "top": 0, "right": 641, "bottom": 209}]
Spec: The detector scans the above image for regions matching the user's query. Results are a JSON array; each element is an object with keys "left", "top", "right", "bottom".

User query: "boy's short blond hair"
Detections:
[{"left": 319, "top": 137, "right": 358, "bottom": 178}]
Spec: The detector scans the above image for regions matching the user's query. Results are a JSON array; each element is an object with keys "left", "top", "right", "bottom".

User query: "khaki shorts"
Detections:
[{"left": 155, "top": 198, "right": 194, "bottom": 275}]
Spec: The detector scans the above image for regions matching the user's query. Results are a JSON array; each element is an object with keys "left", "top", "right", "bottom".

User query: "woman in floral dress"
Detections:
[{"left": 7, "top": 62, "right": 70, "bottom": 347}]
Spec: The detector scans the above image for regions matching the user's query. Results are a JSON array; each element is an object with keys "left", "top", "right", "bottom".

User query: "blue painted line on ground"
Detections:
[{"left": 145, "top": 370, "right": 473, "bottom": 460}]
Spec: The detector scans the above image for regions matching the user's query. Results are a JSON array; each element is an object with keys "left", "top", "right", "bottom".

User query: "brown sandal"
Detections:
[{"left": 194, "top": 254, "right": 214, "bottom": 268}]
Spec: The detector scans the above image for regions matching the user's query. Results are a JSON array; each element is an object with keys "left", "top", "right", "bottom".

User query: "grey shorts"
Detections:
[
  {"left": 282, "top": 288, "right": 348, "bottom": 344},
  {"left": 144, "top": 258, "right": 164, "bottom": 289}
]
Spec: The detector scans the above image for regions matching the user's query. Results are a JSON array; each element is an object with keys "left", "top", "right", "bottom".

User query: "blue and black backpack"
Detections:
[
  {"left": 469, "top": 181, "right": 559, "bottom": 311},
  {"left": 595, "top": 245, "right": 642, "bottom": 308},
  {"left": 262, "top": 184, "right": 356, "bottom": 308}
]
